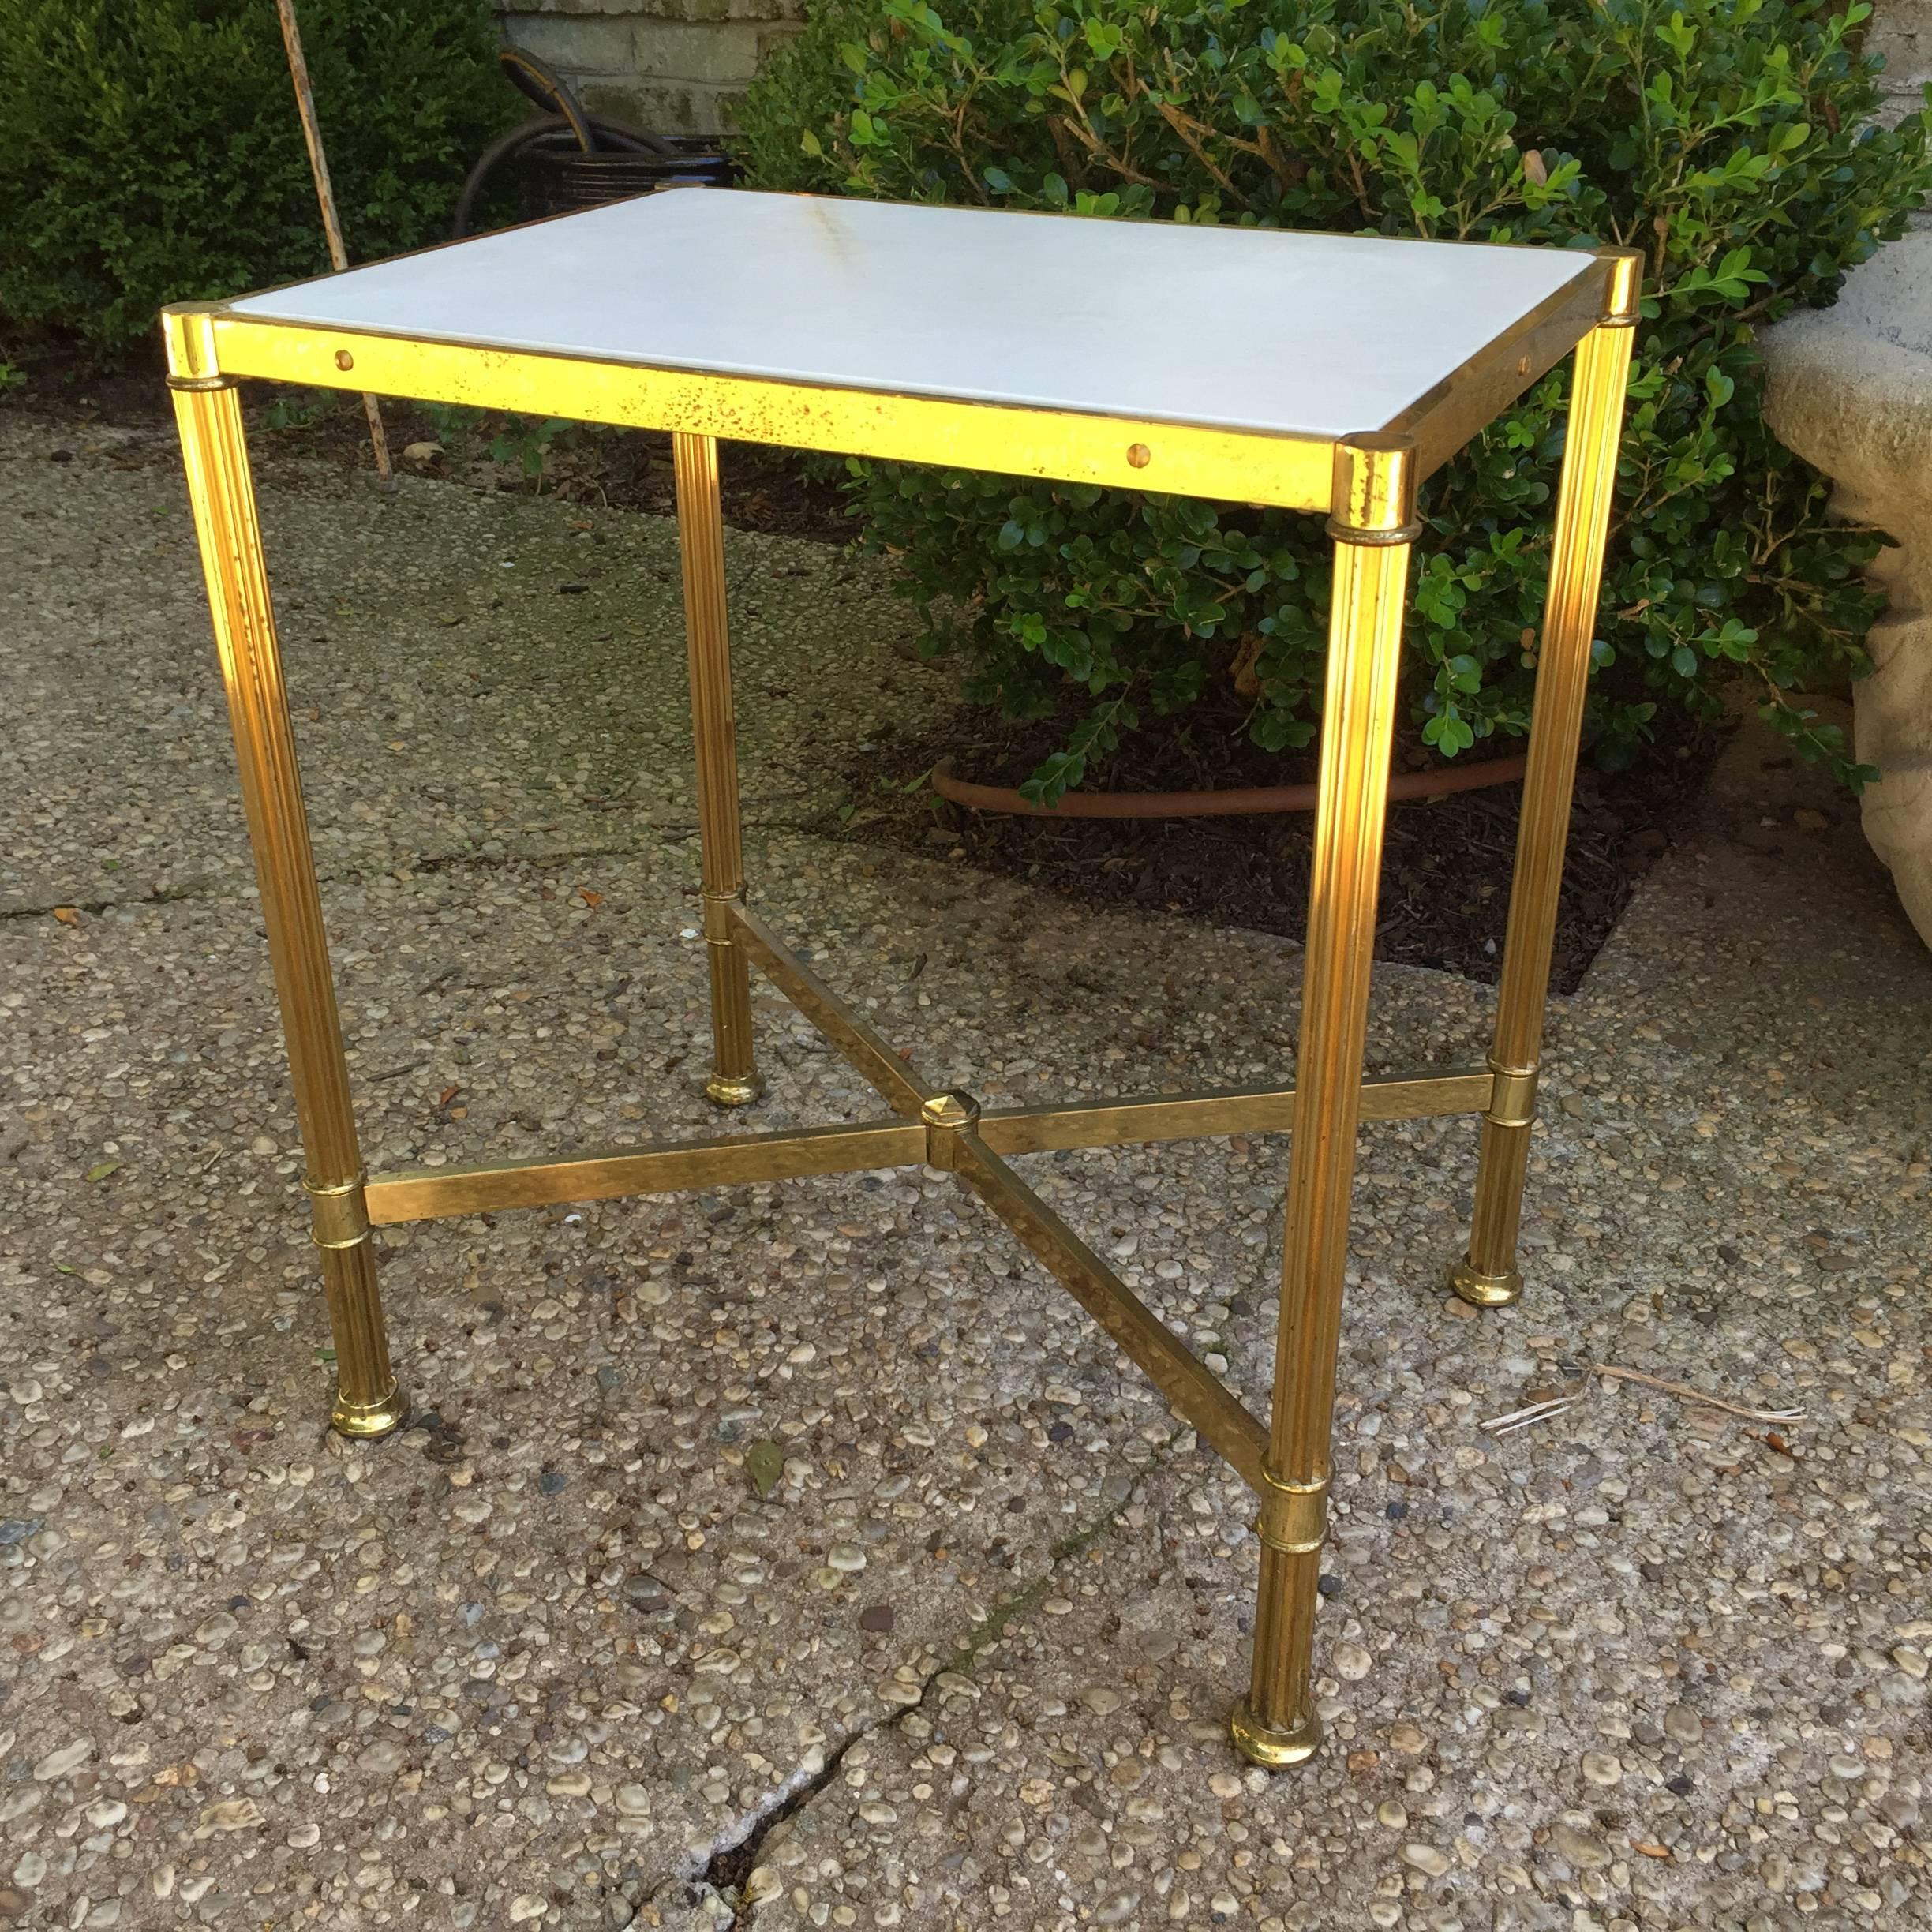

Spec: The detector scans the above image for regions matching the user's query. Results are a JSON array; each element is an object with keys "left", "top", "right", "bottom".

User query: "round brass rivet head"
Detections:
[
  {"left": 920, "top": 1091, "right": 979, "bottom": 1132},
  {"left": 1126, "top": 444, "right": 1151, "bottom": 469},
  {"left": 334, "top": 349, "right": 355, "bottom": 372}
]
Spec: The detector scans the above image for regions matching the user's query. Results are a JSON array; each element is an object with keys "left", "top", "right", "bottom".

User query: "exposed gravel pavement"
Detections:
[{"left": 1, "top": 410, "right": 1926, "bottom": 1932}]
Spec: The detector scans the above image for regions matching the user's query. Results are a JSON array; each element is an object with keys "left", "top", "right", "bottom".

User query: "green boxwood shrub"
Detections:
[
  {"left": 0, "top": 0, "right": 511, "bottom": 359},
  {"left": 742, "top": 0, "right": 1932, "bottom": 795}
]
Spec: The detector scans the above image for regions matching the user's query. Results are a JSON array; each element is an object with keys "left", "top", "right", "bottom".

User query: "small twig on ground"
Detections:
[
  {"left": 1478, "top": 1363, "right": 1806, "bottom": 1437},
  {"left": 1590, "top": 1364, "right": 1806, "bottom": 1423},
  {"left": 1479, "top": 1395, "right": 1582, "bottom": 1436}
]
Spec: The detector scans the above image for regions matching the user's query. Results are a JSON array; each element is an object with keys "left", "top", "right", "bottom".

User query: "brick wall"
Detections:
[{"left": 492, "top": 0, "right": 805, "bottom": 139}]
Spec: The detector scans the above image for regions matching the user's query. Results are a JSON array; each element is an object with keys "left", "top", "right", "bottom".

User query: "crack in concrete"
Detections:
[
  {"left": 0, "top": 816, "right": 844, "bottom": 926},
  {"left": 687, "top": 1440, "right": 1178, "bottom": 1929},
  {"left": 0, "top": 881, "right": 209, "bottom": 923},
  {"left": 0, "top": 846, "right": 679, "bottom": 926}
]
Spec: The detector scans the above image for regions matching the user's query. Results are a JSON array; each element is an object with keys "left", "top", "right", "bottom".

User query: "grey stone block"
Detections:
[
  {"left": 492, "top": 0, "right": 652, "bottom": 16},
  {"left": 496, "top": 0, "right": 801, "bottom": 23},
  {"left": 494, "top": 0, "right": 637, "bottom": 14},
  {"left": 630, "top": 17, "right": 767, "bottom": 85},
  {"left": 498, "top": 0, "right": 802, "bottom": 128},
  {"left": 641, "top": 0, "right": 801, "bottom": 21},
  {"left": 499, "top": 12, "right": 638, "bottom": 73},
  {"left": 579, "top": 75, "right": 741, "bottom": 136},
  {"left": 1762, "top": 228, "right": 1932, "bottom": 948}
]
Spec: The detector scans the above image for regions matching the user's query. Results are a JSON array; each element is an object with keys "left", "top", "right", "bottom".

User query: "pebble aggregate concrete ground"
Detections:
[{"left": 1, "top": 413, "right": 1927, "bottom": 1932}]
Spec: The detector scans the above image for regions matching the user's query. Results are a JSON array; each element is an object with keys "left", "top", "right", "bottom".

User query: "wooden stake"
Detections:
[{"left": 273, "top": 0, "right": 395, "bottom": 486}]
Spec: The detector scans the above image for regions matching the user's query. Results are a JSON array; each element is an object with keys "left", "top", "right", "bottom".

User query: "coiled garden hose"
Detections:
[
  {"left": 452, "top": 47, "right": 682, "bottom": 238},
  {"left": 451, "top": 110, "right": 672, "bottom": 238}
]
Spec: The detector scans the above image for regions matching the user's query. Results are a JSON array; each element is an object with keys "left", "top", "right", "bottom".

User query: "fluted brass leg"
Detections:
[
  {"left": 1453, "top": 263, "right": 1640, "bottom": 1310},
  {"left": 673, "top": 432, "right": 762, "bottom": 1108},
  {"left": 1236, "top": 436, "right": 1417, "bottom": 1767},
  {"left": 165, "top": 319, "right": 406, "bottom": 1439}
]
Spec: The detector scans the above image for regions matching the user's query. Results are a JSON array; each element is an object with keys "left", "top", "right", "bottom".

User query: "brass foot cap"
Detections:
[
  {"left": 1229, "top": 1699, "right": 1323, "bottom": 1769},
  {"left": 331, "top": 1382, "right": 410, "bottom": 1440},
  {"left": 705, "top": 1073, "right": 764, "bottom": 1109},
  {"left": 1450, "top": 1259, "right": 1522, "bottom": 1309}
]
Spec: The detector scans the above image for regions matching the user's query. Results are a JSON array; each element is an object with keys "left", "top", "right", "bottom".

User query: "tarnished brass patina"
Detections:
[
  {"left": 1451, "top": 293, "right": 1637, "bottom": 1313},
  {"left": 168, "top": 368, "right": 405, "bottom": 1444},
  {"left": 162, "top": 219, "right": 1634, "bottom": 1767},
  {"left": 675, "top": 432, "right": 764, "bottom": 1109}
]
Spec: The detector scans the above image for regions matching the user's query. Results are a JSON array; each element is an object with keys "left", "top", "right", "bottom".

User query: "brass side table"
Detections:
[{"left": 163, "top": 190, "right": 1638, "bottom": 1769}]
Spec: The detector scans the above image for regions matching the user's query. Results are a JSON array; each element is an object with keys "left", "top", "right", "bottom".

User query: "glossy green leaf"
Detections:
[
  {"left": 745, "top": 1440, "right": 786, "bottom": 1500},
  {"left": 736, "top": 0, "right": 1930, "bottom": 797}
]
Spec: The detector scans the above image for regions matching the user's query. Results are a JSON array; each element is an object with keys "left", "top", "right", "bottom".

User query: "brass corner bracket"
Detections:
[
  {"left": 1327, "top": 434, "right": 1421, "bottom": 546},
  {"left": 1593, "top": 248, "right": 1645, "bottom": 329},
  {"left": 160, "top": 304, "right": 230, "bottom": 389}
]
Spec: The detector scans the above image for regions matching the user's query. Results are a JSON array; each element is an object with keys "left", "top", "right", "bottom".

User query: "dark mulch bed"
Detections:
[{"left": 829, "top": 695, "right": 1723, "bottom": 993}]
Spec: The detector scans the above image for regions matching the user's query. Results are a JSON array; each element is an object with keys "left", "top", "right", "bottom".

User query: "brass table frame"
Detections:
[{"left": 162, "top": 239, "right": 1637, "bottom": 1769}]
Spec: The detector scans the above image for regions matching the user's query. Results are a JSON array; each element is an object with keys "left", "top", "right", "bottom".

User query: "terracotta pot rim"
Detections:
[{"left": 929, "top": 751, "right": 1530, "bottom": 819}]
